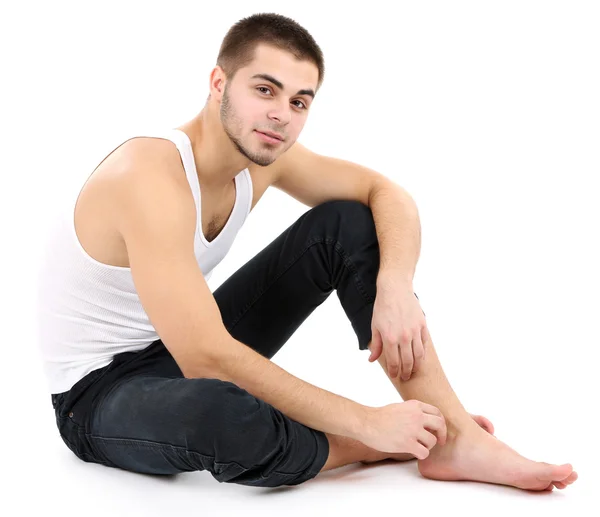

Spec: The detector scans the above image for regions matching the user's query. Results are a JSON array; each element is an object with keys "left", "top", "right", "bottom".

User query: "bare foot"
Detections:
[
  {"left": 360, "top": 413, "right": 494, "bottom": 465},
  {"left": 418, "top": 420, "right": 578, "bottom": 492}
]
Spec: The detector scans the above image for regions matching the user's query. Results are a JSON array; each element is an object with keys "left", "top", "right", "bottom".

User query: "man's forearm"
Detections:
[
  {"left": 189, "top": 336, "right": 368, "bottom": 440},
  {"left": 368, "top": 180, "right": 421, "bottom": 286}
]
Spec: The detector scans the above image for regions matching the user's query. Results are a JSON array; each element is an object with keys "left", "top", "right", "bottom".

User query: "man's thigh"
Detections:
[{"left": 87, "top": 374, "right": 329, "bottom": 486}]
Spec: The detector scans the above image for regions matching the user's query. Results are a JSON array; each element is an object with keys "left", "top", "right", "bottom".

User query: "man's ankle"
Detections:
[{"left": 446, "top": 416, "right": 480, "bottom": 442}]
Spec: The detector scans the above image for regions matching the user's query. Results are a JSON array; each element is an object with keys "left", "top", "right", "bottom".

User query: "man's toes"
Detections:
[
  {"left": 548, "top": 466, "right": 577, "bottom": 490},
  {"left": 482, "top": 417, "right": 494, "bottom": 434},
  {"left": 537, "top": 463, "right": 573, "bottom": 481},
  {"left": 555, "top": 464, "right": 574, "bottom": 480}
]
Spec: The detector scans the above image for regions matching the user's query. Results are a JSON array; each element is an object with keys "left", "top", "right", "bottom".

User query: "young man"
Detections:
[{"left": 38, "top": 13, "right": 577, "bottom": 491}]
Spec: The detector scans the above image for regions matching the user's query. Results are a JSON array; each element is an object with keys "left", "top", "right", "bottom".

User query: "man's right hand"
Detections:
[{"left": 358, "top": 400, "right": 448, "bottom": 459}]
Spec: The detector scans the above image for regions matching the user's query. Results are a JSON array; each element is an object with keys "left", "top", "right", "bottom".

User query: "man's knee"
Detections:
[
  {"left": 309, "top": 200, "right": 377, "bottom": 245},
  {"left": 312, "top": 199, "right": 373, "bottom": 222}
]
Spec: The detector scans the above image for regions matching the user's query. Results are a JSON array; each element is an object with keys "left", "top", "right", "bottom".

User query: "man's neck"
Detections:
[{"left": 177, "top": 105, "right": 249, "bottom": 192}]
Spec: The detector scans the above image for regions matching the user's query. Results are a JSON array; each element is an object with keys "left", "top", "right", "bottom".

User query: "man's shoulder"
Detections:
[
  {"left": 95, "top": 137, "right": 192, "bottom": 232},
  {"left": 102, "top": 137, "right": 187, "bottom": 196},
  {"left": 118, "top": 137, "right": 182, "bottom": 173}
]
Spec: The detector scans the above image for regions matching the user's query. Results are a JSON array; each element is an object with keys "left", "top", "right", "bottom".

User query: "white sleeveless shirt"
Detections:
[{"left": 36, "top": 129, "right": 253, "bottom": 394}]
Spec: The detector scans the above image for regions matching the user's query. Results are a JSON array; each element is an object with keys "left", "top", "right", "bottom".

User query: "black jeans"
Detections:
[{"left": 51, "top": 200, "right": 423, "bottom": 487}]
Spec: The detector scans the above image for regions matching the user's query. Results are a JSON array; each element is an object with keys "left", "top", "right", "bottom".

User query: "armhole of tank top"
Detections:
[{"left": 171, "top": 133, "right": 203, "bottom": 246}]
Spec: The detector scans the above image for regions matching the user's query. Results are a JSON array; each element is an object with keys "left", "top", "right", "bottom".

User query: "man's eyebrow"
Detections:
[{"left": 251, "top": 73, "right": 315, "bottom": 99}]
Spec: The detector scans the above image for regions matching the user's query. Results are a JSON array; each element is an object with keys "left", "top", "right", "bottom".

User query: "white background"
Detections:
[{"left": 1, "top": 0, "right": 597, "bottom": 515}]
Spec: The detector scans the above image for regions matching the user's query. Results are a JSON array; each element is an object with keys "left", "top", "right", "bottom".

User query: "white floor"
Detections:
[{"left": 12, "top": 304, "right": 594, "bottom": 517}]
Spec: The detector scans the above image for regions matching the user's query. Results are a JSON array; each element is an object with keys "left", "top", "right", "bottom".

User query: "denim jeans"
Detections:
[{"left": 51, "top": 200, "right": 423, "bottom": 487}]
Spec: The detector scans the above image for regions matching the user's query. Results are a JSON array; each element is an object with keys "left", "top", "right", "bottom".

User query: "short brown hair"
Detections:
[{"left": 216, "top": 13, "right": 325, "bottom": 92}]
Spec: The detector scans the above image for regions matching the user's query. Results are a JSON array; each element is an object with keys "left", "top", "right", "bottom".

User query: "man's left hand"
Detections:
[{"left": 369, "top": 278, "right": 430, "bottom": 381}]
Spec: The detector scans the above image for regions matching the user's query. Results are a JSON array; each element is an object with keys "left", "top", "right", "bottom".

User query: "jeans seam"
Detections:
[
  {"left": 331, "top": 239, "right": 375, "bottom": 305},
  {"left": 90, "top": 435, "right": 220, "bottom": 466},
  {"left": 88, "top": 435, "right": 306, "bottom": 478},
  {"left": 227, "top": 237, "right": 372, "bottom": 331},
  {"left": 227, "top": 236, "right": 324, "bottom": 331}
]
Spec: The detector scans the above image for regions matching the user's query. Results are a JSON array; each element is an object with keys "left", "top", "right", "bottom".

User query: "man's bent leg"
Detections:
[
  {"left": 366, "top": 333, "right": 578, "bottom": 491},
  {"left": 209, "top": 200, "right": 575, "bottom": 489},
  {"left": 319, "top": 432, "right": 414, "bottom": 472},
  {"left": 368, "top": 334, "right": 473, "bottom": 435},
  {"left": 320, "top": 433, "right": 385, "bottom": 471}
]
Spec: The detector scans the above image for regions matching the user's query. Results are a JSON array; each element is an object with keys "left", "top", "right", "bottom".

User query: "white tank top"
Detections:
[{"left": 36, "top": 129, "right": 253, "bottom": 394}]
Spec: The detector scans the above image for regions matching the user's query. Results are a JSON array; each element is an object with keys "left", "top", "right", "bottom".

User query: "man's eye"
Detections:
[{"left": 257, "top": 87, "right": 306, "bottom": 110}]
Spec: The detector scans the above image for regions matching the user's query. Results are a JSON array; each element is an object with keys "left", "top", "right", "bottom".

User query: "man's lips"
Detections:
[{"left": 256, "top": 130, "right": 283, "bottom": 141}]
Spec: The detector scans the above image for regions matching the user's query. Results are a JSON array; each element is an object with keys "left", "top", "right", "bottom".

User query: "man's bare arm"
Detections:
[
  {"left": 117, "top": 142, "right": 370, "bottom": 442},
  {"left": 195, "top": 334, "right": 368, "bottom": 440}
]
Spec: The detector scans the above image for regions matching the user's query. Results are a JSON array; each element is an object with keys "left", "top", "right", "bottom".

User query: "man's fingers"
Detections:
[
  {"left": 400, "top": 336, "right": 414, "bottom": 380},
  {"left": 412, "top": 333, "right": 425, "bottom": 373},
  {"left": 417, "top": 429, "right": 438, "bottom": 449},
  {"left": 422, "top": 325, "right": 431, "bottom": 360},
  {"left": 424, "top": 414, "right": 447, "bottom": 446},
  {"left": 412, "top": 443, "right": 430, "bottom": 460},
  {"left": 386, "top": 338, "right": 400, "bottom": 378},
  {"left": 419, "top": 401, "right": 444, "bottom": 419},
  {"left": 368, "top": 329, "right": 383, "bottom": 362}
]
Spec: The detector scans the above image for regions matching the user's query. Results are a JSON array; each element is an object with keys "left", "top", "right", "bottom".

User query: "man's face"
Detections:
[{"left": 219, "top": 44, "right": 319, "bottom": 167}]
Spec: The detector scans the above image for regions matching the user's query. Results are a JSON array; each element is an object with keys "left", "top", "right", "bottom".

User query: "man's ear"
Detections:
[{"left": 208, "top": 66, "right": 226, "bottom": 100}]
